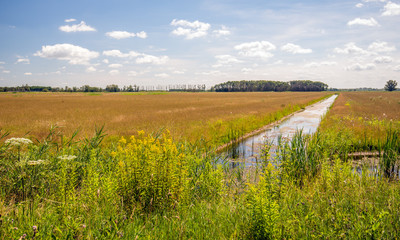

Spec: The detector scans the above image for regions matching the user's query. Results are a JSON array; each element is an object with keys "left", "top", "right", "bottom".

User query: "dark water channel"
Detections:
[{"left": 219, "top": 95, "right": 338, "bottom": 167}]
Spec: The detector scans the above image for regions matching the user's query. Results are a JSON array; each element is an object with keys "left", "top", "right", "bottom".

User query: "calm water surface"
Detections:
[{"left": 220, "top": 95, "right": 338, "bottom": 167}]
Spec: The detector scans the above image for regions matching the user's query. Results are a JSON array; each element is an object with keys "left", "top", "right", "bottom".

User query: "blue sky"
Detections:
[{"left": 0, "top": 0, "right": 399, "bottom": 88}]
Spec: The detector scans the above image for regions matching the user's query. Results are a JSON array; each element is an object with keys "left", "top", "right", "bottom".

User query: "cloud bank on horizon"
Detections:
[{"left": 0, "top": 0, "right": 399, "bottom": 88}]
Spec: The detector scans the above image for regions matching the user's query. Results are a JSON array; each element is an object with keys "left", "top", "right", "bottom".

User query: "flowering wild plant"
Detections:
[
  {"left": 27, "top": 160, "right": 47, "bottom": 165},
  {"left": 57, "top": 155, "right": 77, "bottom": 161},
  {"left": 5, "top": 137, "right": 32, "bottom": 147}
]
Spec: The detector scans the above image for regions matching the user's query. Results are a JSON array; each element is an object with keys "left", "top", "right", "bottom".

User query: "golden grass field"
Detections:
[
  {"left": 320, "top": 91, "right": 400, "bottom": 142},
  {"left": 328, "top": 91, "right": 400, "bottom": 120},
  {"left": 0, "top": 92, "right": 329, "bottom": 142}
]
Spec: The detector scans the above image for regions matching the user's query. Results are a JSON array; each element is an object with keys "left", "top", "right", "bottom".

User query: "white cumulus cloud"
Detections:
[
  {"left": 59, "top": 21, "right": 96, "bottom": 32},
  {"left": 106, "top": 31, "right": 136, "bottom": 39},
  {"left": 106, "top": 30, "right": 147, "bottom": 39},
  {"left": 368, "top": 41, "right": 396, "bottom": 52},
  {"left": 304, "top": 61, "right": 337, "bottom": 68},
  {"left": 356, "top": 3, "right": 364, "bottom": 7},
  {"left": 213, "top": 26, "right": 231, "bottom": 37},
  {"left": 234, "top": 41, "right": 276, "bottom": 59},
  {"left": 281, "top": 43, "right": 312, "bottom": 54},
  {"left": 382, "top": 1, "right": 400, "bottom": 16},
  {"left": 35, "top": 43, "right": 99, "bottom": 65},
  {"left": 334, "top": 42, "right": 371, "bottom": 55},
  {"left": 347, "top": 17, "right": 379, "bottom": 27},
  {"left": 171, "top": 19, "right": 210, "bottom": 39},
  {"left": 3, "top": 70, "right": 10, "bottom": 74},
  {"left": 86, "top": 66, "right": 96, "bottom": 72},
  {"left": 24, "top": 72, "right": 32, "bottom": 76},
  {"left": 103, "top": 50, "right": 168, "bottom": 64},
  {"left": 346, "top": 63, "right": 376, "bottom": 71},
  {"left": 16, "top": 58, "right": 30, "bottom": 64},
  {"left": 102, "top": 50, "right": 139, "bottom": 58},
  {"left": 103, "top": 50, "right": 126, "bottom": 58},
  {"left": 136, "top": 31, "right": 147, "bottom": 39},
  {"left": 136, "top": 54, "right": 169, "bottom": 65},
  {"left": 213, "top": 55, "right": 242, "bottom": 68},
  {"left": 374, "top": 56, "right": 393, "bottom": 63}
]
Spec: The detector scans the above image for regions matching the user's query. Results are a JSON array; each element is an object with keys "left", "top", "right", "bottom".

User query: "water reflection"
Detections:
[{"left": 219, "top": 95, "right": 338, "bottom": 167}]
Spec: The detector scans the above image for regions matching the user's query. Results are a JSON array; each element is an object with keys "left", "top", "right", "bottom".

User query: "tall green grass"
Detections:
[
  {"left": 379, "top": 129, "right": 400, "bottom": 178},
  {"left": 0, "top": 128, "right": 232, "bottom": 239},
  {"left": 246, "top": 127, "right": 400, "bottom": 239}
]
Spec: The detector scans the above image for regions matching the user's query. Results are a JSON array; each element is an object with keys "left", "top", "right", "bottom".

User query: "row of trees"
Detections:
[
  {"left": 103, "top": 84, "right": 206, "bottom": 92},
  {"left": 0, "top": 85, "right": 103, "bottom": 93},
  {"left": 327, "top": 80, "right": 398, "bottom": 92},
  {"left": 2, "top": 80, "right": 395, "bottom": 93},
  {"left": 328, "top": 87, "right": 381, "bottom": 92},
  {"left": 0, "top": 84, "right": 207, "bottom": 93},
  {"left": 211, "top": 80, "right": 328, "bottom": 92}
]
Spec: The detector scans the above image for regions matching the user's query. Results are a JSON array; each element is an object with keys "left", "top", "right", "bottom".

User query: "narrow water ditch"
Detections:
[{"left": 218, "top": 95, "right": 338, "bottom": 167}]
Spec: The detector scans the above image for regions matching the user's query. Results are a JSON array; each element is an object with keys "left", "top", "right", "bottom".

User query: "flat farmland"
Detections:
[
  {"left": 319, "top": 91, "right": 400, "bottom": 152},
  {"left": 0, "top": 92, "right": 329, "bottom": 141},
  {"left": 325, "top": 91, "right": 400, "bottom": 120},
  {"left": 320, "top": 91, "right": 400, "bottom": 134}
]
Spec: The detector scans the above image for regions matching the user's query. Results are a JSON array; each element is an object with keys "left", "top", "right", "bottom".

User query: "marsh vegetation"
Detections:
[{"left": 1, "top": 91, "right": 400, "bottom": 239}]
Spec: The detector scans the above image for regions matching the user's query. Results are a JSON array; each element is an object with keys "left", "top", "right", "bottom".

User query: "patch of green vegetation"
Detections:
[{"left": 0, "top": 127, "right": 236, "bottom": 239}]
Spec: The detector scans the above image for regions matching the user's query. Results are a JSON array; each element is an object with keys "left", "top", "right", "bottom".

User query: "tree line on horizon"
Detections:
[
  {"left": 1, "top": 80, "right": 397, "bottom": 93},
  {"left": 211, "top": 80, "right": 329, "bottom": 92},
  {"left": 0, "top": 84, "right": 206, "bottom": 93}
]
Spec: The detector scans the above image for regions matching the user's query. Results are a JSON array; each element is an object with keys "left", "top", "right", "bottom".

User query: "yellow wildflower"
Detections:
[{"left": 119, "top": 136, "right": 126, "bottom": 144}]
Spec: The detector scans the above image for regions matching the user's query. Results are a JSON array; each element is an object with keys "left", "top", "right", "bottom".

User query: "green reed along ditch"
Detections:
[{"left": 1, "top": 93, "right": 400, "bottom": 239}]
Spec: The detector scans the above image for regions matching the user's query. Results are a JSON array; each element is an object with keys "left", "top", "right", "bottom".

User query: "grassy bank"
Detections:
[{"left": 318, "top": 92, "right": 400, "bottom": 157}]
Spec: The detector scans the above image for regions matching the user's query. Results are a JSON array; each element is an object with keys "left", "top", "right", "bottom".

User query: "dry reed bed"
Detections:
[{"left": 0, "top": 92, "right": 329, "bottom": 141}]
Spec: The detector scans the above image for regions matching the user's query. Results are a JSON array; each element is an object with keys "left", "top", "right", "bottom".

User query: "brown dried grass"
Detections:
[
  {"left": 0, "top": 92, "right": 329, "bottom": 141},
  {"left": 320, "top": 91, "right": 400, "bottom": 142},
  {"left": 327, "top": 91, "right": 400, "bottom": 120}
]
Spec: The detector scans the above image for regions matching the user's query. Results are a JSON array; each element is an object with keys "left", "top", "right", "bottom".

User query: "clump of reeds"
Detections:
[{"left": 378, "top": 129, "right": 400, "bottom": 179}]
